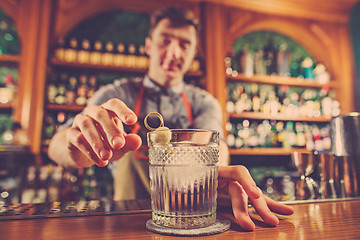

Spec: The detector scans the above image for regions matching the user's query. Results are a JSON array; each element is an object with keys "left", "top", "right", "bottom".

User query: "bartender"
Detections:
[{"left": 48, "top": 7, "right": 294, "bottom": 231}]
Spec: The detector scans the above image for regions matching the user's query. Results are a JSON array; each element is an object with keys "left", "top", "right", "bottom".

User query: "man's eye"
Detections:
[
  {"left": 162, "top": 38, "right": 171, "bottom": 45},
  {"left": 180, "top": 42, "right": 190, "bottom": 50}
]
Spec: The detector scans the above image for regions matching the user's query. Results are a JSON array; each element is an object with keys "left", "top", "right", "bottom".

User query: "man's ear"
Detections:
[{"left": 145, "top": 37, "right": 151, "bottom": 56}]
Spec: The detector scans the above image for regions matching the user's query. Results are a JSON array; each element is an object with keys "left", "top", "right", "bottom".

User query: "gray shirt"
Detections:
[
  {"left": 61, "top": 75, "right": 224, "bottom": 175},
  {"left": 87, "top": 75, "right": 224, "bottom": 141}
]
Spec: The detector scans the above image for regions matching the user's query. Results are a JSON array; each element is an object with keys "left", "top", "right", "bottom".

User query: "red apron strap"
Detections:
[
  {"left": 131, "top": 84, "right": 193, "bottom": 161},
  {"left": 181, "top": 91, "right": 193, "bottom": 126},
  {"left": 130, "top": 85, "right": 145, "bottom": 134}
]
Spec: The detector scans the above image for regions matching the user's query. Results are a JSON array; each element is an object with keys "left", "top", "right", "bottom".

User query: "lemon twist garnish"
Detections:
[{"left": 144, "top": 112, "right": 171, "bottom": 144}]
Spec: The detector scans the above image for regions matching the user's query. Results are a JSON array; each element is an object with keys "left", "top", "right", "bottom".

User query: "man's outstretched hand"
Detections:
[{"left": 218, "top": 166, "right": 295, "bottom": 231}]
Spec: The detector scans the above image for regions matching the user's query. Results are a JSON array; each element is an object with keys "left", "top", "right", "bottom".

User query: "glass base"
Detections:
[
  {"left": 146, "top": 217, "right": 231, "bottom": 236},
  {"left": 152, "top": 212, "right": 216, "bottom": 229}
]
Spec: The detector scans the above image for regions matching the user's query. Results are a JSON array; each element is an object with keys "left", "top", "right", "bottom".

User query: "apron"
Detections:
[{"left": 113, "top": 83, "right": 193, "bottom": 200}]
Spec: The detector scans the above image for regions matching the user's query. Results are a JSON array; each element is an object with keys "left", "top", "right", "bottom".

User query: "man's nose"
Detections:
[{"left": 166, "top": 41, "right": 182, "bottom": 59}]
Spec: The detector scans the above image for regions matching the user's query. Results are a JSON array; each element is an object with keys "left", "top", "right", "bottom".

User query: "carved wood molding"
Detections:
[
  {"left": 225, "top": 10, "right": 337, "bottom": 76},
  {"left": 53, "top": 0, "right": 199, "bottom": 42},
  {"left": 0, "top": 0, "right": 21, "bottom": 25},
  {"left": 203, "top": 0, "right": 360, "bottom": 23}
]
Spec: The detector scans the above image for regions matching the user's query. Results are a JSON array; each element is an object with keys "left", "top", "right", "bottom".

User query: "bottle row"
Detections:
[
  {"left": 53, "top": 38, "right": 201, "bottom": 72},
  {"left": 47, "top": 72, "right": 100, "bottom": 106},
  {"left": 226, "top": 83, "right": 340, "bottom": 118},
  {"left": 42, "top": 112, "right": 75, "bottom": 145},
  {"left": 226, "top": 119, "right": 331, "bottom": 151},
  {"left": 225, "top": 42, "right": 330, "bottom": 85},
  {"left": 0, "top": 114, "right": 28, "bottom": 145},
  {"left": 0, "top": 12, "right": 20, "bottom": 55},
  {"left": 14, "top": 164, "right": 113, "bottom": 204}
]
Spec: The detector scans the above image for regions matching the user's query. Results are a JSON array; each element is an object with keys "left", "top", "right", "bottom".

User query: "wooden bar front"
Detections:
[{"left": 1, "top": 199, "right": 360, "bottom": 239}]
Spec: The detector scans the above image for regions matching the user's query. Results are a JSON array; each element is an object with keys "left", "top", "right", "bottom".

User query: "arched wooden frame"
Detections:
[
  {"left": 52, "top": 0, "right": 201, "bottom": 46},
  {"left": 226, "top": 17, "right": 337, "bottom": 77}
]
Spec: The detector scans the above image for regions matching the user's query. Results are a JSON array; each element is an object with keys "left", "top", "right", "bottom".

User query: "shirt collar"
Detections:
[{"left": 143, "top": 75, "right": 184, "bottom": 95}]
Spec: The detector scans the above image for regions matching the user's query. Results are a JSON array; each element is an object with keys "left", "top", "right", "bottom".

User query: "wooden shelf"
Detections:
[
  {"left": 229, "top": 112, "right": 331, "bottom": 122},
  {"left": 50, "top": 58, "right": 203, "bottom": 77},
  {"left": 0, "top": 55, "right": 20, "bottom": 65},
  {"left": 46, "top": 104, "right": 84, "bottom": 112},
  {"left": 229, "top": 147, "right": 311, "bottom": 156},
  {"left": 227, "top": 73, "right": 336, "bottom": 89},
  {"left": 0, "top": 103, "right": 13, "bottom": 110}
]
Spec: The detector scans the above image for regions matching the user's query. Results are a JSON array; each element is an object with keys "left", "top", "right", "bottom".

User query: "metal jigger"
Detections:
[{"left": 291, "top": 151, "right": 318, "bottom": 200}]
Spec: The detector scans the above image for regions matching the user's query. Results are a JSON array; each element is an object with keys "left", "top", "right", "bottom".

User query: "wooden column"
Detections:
[
  {"left": 202, "top": 2, "right": 228, "bottom": 132},
  {"left": 16, "top": 0, "right": 53, "bottom": 154}
]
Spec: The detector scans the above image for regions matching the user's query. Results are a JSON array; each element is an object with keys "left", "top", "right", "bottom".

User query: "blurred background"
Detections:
[{"left": 0, "top": 0, "right": 359, "bottom": 204}]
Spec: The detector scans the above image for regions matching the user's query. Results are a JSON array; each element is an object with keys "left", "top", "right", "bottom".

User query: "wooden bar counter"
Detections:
[{"left": 1, "top": 198, "right": 360, "bottom": 239}]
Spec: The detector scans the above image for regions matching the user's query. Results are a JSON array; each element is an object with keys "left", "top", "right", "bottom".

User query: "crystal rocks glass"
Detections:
[{"left": 147, "top": 129, "right": 219, "bottom": 229}]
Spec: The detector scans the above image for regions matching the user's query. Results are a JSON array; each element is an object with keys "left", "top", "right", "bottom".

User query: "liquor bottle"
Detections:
[
  {"left": 114, "top": 42, "right": 126, "bottom": 67},
  {"left": 312, "top": 125, "right": 323, "bottom": 151},
  {"left": 87, "top": 75, "right": 97, "bottom": 100},
  {"left": 64, "top": 38, "right": 78, "bottom": 63},
  {"left": 82, "top": 166, "right": 98, "bottom": 201},
  {"left": 276, "top": 42, "right": 291, "bottom": 77},
  {"left": 56, "top": 112, "right": 66, "bottom": 130},
  {"left": 54, "top": 38, "right": 65, "bottom": 61},
  {"left": 263, "top": 39, "right": 277, "bottom": 75},
  {"left": 138, "top": 45, "right": 148, "bottom": 69},
  {"left": 77, "top": 39, "right": 90, "bottom": 64},
  {"left": 250, "top": 83, "right": 261, "bottom": 112},
  {"left": 48, "top": 166, "right": 63, "bottom": 202},
  {"left": 126, "top": 43, "right": 137, "bottom": 68},
  {"left": 283, "top": 121, "right": 296, "bottom": 150},
  {"left": 65, "top": 76, "right": 77, "bottom": 105},
  {"left": 89, "top": 40, "right": 103, "bottom": 65},
  {"left": 35, "top": 165, "right": 49, "bottom": 203},
  {"left": 47, "top": 73, "right": 58, "bottom": 104},
  {"left": 60, "top": 169, "right": 80, "bottom": 202},
  {"left": 239, "top": 119, "right": 251, "bottom": 148},
  {"left": 304, "top": 123, "right": 315, "bottom": 151},
  {"left": 254, "top": 50, "right": 266, "bottom": 75},
  {"left": 269, "top": 121, "right": 278, "bottom": 147},
  {"left": 42, "top": 115, "right": 56, "bottom": 145},
  {"left": 301, "top": 57, "right": 315, "bottom": 80},
  {"left": 290, "top": 55, "right": 302, "bottom": 78},
  {"left": 295, "top": 122, "right": 306, "bottom": 148},
  {"left": 75, "top": 74, "right": 88, "bottom": 106},
  {"left": 276, "top": 121, "right": 285, "bottom": 147},
  {"left": 101, "top": 41, "right": 114, "bottom": 66},
  {"left": 239, "top": 47, "right": 254, "bottom": 77},
  {"left": 55, "top": 73, "right": 67, "bottom": 105},
  {"left": 21, "top": 166, "right": 37, "bottom": 203},
  {"left": 226, "top": 122, "right": 236, "bottom": 148}
]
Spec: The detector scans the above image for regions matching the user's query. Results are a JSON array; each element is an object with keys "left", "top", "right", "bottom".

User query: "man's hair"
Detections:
[{"left": 148, "top": 7, "right": 200, "bottom": 37}]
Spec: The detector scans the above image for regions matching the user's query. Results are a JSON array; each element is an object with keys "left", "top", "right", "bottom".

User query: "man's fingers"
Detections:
[
  {"left": 111, "top": 134, "right": 142, "bottom": 161},
  {"left": 82, "top": 105, "right": 126, "bottom": 150},
  {"left": 219, "top": 166, "right": 260, "bottom": 199},
  {"left": 250, "top": 188, "right": 280, "bottom": 226},
  {"left": 101, "top": 99, "right": 138, "bottom": 125},
  {"left": 228, "top": 181, "right": 255, "bottom": 231},
  {"left": 263, "top": 194, "right": 295, "bottom": 215},
  {"left": 66, "top": 127, "right": 109, "bottom": 167},
  {"left": 72, "top": 114, "right": 113, "bottom": 161}
]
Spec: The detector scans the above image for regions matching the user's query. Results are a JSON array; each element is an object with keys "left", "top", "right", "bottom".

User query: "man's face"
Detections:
[{"left": 145, "top": 18, "right": 197, "bottom": 87}]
